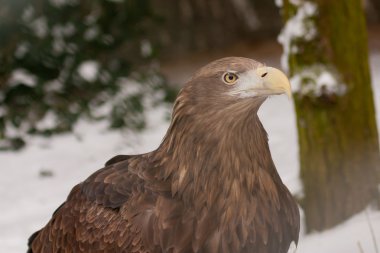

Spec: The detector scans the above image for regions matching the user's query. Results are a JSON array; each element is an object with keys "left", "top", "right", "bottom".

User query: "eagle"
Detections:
[{"left": 28, "top": 57, "right": 300, "bottom": 253}]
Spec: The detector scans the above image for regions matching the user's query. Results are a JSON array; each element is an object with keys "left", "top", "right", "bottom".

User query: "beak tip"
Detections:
[{"left": 263, "top": 67, "right": 292, "bottom": 98}]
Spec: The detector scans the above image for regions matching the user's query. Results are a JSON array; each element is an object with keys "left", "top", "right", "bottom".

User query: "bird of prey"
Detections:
[{"left": 28, "top": 57, "right": 300, "bottom": 253}]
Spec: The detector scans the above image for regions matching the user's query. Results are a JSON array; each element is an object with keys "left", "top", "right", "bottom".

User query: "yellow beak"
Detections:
[{"left": 255, "top": 66, "right": 292, "bottom": 98}]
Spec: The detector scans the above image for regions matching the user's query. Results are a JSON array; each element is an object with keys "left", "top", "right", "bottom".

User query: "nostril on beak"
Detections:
[{"left": 261, "top": 72, "right": 268, "bottom": 78}]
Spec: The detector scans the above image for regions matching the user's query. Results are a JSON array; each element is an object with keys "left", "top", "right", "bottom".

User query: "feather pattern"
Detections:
[{"left": 28, "top": 57, "right": 299, "bottom": 253}]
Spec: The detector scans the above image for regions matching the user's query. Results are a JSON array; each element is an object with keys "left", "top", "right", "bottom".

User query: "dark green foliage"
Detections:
[{"left": 0, "top": 0, "right": 175, "bottom": 150}]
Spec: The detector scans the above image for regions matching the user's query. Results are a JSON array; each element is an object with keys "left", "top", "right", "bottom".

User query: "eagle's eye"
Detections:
[{"left": 223, "top": 72, "right": 238, "bottom": 85}]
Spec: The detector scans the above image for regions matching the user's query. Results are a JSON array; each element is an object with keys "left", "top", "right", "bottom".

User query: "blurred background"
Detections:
[{"left": 1, "top": 0, "right": 380, "bottom": 252}]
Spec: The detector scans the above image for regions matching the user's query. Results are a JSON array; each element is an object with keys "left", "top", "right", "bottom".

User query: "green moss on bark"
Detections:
[{"left": 283, "top": 0, "right": 380, "bottom": 231}]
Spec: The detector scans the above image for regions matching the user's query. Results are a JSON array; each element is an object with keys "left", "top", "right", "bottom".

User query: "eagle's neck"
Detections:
[{"left": 154, "top": 99, "right": 284, "bottom": 214}]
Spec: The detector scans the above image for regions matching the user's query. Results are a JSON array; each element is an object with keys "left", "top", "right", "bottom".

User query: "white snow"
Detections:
[
  {"left": 8, "top": 69, "right": 37, "bottom": 87},
  {"left": 14, "top": 42, "right": 30, "bottom": 59},
  {"left": 35, "top": 111, "right": 59, "bottom": 131},
  {"left": 28, "top": 17, "right": 49, "bottom": 39},
  {"left": 1, "top": 53, "right": 380, "bottom": 253},
  {"left": 77, "top": 61, "right": 99, "bottom": 82},
  {"left": 90, "top": 77, "right": 153, "bottom": 118},
  {"left": 290, "top": 0, "right": 302, "bottom": 5},
  {"left": 141, "top": 40, "right": 153, "bottom": 57},
  {"left": 277, "top": 1, "right": 349, "bottom": 97},
  {"left": 51, "top": 23, "right": 76, "bottom": 38},
  {"left": 0, "top": 106, "right": 170, "bottom": 253},
  {"left": 277, "top": 1, "right": 318, "bottom": 72},
  {"left": 297, "top": 210, "right": 380, "bottom": 253},
  {"left": 22, "top": 6, "right": 35, "bottom": 23},
  {"left": 275, "top": 0, "right": 283, "bottom": 7},
  {"left": 84, "top": 26, "right": 100, "bottom": 41},
  {"left": 290, "top": 65, "right": 347, "bottom": 96}
]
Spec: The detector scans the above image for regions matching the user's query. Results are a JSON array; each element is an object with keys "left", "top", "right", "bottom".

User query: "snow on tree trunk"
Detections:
[{"left": 278, "top": 0, "right": 380, "bottom": 231}]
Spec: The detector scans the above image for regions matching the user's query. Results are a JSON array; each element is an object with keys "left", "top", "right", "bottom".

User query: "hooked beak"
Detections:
[{"left": 255, "top": 66, "right": 292, "bottom": 98}]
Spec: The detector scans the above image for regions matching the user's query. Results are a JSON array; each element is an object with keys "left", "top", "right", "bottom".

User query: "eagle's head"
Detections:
[
  {"left": 179, "top": 57, "right": 291, "bottom": 115},
  {"left": 164, "top": 56, "right": 292, "bottom": 150}
]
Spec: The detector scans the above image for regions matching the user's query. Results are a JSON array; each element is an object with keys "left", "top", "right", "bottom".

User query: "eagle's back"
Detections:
[{"left": 28, "top": 153, "right": 299, "bottom": 253}]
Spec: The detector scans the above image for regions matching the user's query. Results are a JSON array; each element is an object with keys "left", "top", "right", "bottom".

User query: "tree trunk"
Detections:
[{"left": 279, "top": 0, "right": 380, "bottom": 232}]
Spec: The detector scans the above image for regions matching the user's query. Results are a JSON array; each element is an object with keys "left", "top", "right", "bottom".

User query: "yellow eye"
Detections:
[{"left": 223, "top": 72, "right": 238, "bottom": 85}]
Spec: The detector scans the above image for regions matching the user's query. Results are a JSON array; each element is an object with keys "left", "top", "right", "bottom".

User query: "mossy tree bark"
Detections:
[{"left": 280, "top": 0, "right": 380, "bottom": 231}]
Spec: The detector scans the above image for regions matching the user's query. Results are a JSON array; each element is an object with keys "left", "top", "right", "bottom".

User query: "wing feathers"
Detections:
[{"left": 29, "top": 153, "right": 299, "bottom": 253}]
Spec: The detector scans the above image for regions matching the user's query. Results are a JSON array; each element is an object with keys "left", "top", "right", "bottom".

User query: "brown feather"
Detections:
[{"left": 28, "top": 57, "right": 299, "bottom": 253}]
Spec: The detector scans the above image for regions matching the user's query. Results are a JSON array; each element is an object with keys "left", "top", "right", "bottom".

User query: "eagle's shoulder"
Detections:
[
  {"left": 104, "top": 154, "right": 132, "bottom": 166},
  {"left": 79, "top": 154, "right": 143, "bottom": 209}
]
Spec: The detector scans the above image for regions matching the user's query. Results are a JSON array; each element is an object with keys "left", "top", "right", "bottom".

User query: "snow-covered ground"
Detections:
[{"left": 1, "top": 53, "right": 380, "bottom": 253}]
